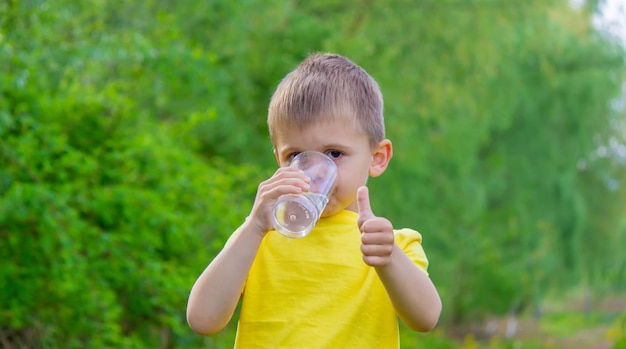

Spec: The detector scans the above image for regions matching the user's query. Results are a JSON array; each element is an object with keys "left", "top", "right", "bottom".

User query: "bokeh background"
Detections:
[{"left": 1, "top": 0, "right": 626, "bottom": 348}]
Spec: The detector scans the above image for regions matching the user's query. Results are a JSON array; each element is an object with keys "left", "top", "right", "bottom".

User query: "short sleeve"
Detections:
[{"left": 394, "top": 228, "right": 429, "bottom": 275}]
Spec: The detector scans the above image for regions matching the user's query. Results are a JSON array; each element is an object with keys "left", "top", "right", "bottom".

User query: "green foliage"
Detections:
[
  {"left": 1, "top": 1, "right": 266, "bottom": 347},
  {"left": 353, "top": 0, "right": 626, "bottom": 323},
  {"left": 0, "top": 105, "right": 262, "bottom": 347},
  {"left": 1, "top": 0, "right": 625, "bottom": 347}
]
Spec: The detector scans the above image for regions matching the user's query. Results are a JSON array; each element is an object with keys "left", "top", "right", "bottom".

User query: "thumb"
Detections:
[{"left": 357, "top": 186, "right": 375, "bottom": 228}]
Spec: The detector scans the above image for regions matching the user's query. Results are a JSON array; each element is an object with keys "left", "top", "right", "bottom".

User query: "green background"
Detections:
[{"left": 1, "top": 0, "right": 625, "bottom": 348}]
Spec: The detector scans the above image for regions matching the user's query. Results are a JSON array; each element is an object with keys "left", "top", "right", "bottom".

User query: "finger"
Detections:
[
  {"left": 360, "top": 243, "right": 394, "bottom": 257},
  {"left": 360, "top": 229, "right": 395, "bottom": 245},
  {"left": 357, "top": 186, "right": 375, "bottom": 228},
  {"left": 362, "top": 255, "right": 390, "bottom": 267},
  {"left": 259, "top": 169, "right": 310, "bottom": 193},
  {"left": 274, "top": 167, "right": 311, "bottom": 182}
]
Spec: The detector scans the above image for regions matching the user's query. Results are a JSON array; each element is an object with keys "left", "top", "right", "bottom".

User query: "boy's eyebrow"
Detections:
[
  {"left": 278, "top": 143, "right": 352, "bottom": 153},
  {"left": 321, "top": 143, "right": 352, "bottom": 150},
  {"left": 275, "top": 145, "right": 298, "bottom": 153}
]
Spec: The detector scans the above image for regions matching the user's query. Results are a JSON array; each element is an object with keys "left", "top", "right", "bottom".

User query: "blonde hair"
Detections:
[{"left": 268, "top": 53, "right": 385, "bottom": 147}]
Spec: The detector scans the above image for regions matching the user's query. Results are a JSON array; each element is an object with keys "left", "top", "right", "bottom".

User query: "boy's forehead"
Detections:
[
  {"left": 272, "top": 115, "right": 358, "bottom": 137},
  {"left": 272, "top": 117, "right": 368, "bottom": 150}
]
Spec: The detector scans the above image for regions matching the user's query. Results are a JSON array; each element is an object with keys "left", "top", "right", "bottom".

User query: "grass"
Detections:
[{"left": 399, "top": 292, "right": 626, "bottom": 349}]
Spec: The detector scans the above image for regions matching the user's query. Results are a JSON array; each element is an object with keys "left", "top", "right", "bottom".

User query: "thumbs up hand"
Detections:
[{"left": 357, "top": 186, "right": 395, "bottom": 267}]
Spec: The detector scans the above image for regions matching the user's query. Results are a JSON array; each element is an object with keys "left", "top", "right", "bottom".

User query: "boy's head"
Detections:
[{"left": 268, "top": 53, "right": 385, "bottom": 149}]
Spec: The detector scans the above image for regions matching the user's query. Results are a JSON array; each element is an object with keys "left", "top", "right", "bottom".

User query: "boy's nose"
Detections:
[{"left": 311, "top": 176, "right": 324, "bottom": 190}]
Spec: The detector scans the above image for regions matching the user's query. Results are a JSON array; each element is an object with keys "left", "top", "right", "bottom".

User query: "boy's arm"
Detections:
[
  {"left": 186, "top": 220, "right": 264, "bottom": 335},
  {"left": 356, "top": 186, "right": 442, "bottom": 332},
  {"left": 186, "top": 167, "right": 310, "bottom": 335}
]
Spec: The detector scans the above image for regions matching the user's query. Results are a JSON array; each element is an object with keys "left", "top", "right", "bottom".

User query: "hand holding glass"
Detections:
[{"left": 272, "top": 151, "right": 337, "bottom": 238}]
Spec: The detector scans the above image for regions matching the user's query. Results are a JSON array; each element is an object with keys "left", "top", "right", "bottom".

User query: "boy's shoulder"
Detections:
[
  {"left": 393, "top": 227, "right": 423, "bottom": 243},
  {"left": 394, "top": 228, "right": 429, "bottom": 274}
]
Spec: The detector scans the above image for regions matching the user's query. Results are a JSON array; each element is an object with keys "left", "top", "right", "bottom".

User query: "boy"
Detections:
[{"left": 186, "top": 53, "right": 442, "bottom": 348}]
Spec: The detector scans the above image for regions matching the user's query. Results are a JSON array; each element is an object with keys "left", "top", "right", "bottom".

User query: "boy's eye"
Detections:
[
  {"left": 287, "top": 152, "right": 301, "bottom": 162},
  {"left": 326, "top": 150, "right": 343, "bottom": 159}
]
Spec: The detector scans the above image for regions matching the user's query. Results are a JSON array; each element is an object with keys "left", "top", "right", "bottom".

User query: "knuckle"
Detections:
[
  {"left": 360, "top": 232, "right": 369, "bottom": 243},
  {"left": 360, "top": 244, "right": 370, "bottom": 255}
]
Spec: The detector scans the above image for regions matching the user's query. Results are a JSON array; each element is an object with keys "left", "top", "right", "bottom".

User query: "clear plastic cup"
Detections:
[{"left": 272, "top": 151, "right": 338, "bottom": 238}]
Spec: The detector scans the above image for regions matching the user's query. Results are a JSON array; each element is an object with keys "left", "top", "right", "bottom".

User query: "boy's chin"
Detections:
[
  {"left": 320, "top": 201, "right": 353, "bottom": 217},
  {"left": 319, "top": 208, "right": 336, "bottom": 218},
  {"left": 320, "top": 203, "right": 339, "bottom": 218}
]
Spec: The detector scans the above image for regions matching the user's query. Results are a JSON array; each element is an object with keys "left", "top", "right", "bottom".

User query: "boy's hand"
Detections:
[
  {"left": 357, "top": 186, "right": 395, "bottom": 267},
  {"left": 247, "top": 167, "right": 310, "bottom": 236}
]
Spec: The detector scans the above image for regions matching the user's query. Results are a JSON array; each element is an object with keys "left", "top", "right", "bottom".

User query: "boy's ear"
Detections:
[
  {"left": 369, "top": 139, "right": 393, "bottom": 177},
  {"left": 273, "top": 148, "right": 280, "bottom": 165}
]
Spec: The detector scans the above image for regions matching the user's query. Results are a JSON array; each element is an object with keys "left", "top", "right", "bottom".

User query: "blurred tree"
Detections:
[
  {"left": 1, "top": 0, "right": 624, "bottom": 347},
  {"left": 338, "top": 0, "right": 626, "bottom": 322},
  {"left": 1, "top": 0, "right": 265, "bottom": 347}
]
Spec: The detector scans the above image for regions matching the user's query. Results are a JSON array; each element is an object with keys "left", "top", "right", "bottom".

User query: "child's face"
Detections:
[{"left": 273, "top": 118, "right": 374, "bottom": 216}]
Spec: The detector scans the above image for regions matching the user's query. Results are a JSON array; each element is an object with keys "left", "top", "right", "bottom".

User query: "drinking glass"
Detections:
[{"left": 272, "top": 151, "right": 337, "bottom": 238}]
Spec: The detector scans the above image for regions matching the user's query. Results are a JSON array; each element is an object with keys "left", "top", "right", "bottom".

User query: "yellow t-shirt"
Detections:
[{"left": 234, "top": 210, "right": 429, "bottom": 349}]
